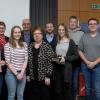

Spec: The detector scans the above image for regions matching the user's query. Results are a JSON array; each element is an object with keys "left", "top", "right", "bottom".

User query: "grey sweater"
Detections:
[{"left": 68, "top": 28, "right": 84, "bottom": 45}]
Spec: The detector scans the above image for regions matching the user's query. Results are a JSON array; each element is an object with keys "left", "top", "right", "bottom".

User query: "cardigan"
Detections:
[
  {"left": 27, "top": 41, "right": 54, "bottom": 81},
  {"left": 65, "top": 39, "right": 79, "bottom": 62},
  {"left": 64, "top": 39, "right": 79, "bottom": 82}
]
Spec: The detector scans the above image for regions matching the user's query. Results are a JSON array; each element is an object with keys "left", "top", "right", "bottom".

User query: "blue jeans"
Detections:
[
  {"left": 5, "top": 69, "right": 26, "bottom": 100},
  {"left": 0, "top": 73, "right": 3, "bottom": 95},
  {"left": 81, "top": 62, "right": 100, "bottom": 100},
  {"left": 72, "top": 66, "right": 80, "bottom": 97}
]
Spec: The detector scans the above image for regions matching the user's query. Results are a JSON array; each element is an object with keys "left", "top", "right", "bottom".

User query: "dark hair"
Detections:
[
  {"left": 46, "top": 22, "right": 54, "bottom": 26},
  {"left": 32, "top": 26, "right": 44, "bottom": 36},
  {"left": 88, "top": 18, "right": 99, "bottom": 25},
  {"left": 69, "top": 16, "right": 78, "bottom": 22},
  {"left": 9, "top": 25, "right": 24, "bottom": 48},
  {"left": 0, "top": 21, "right": 6, "bottom": 29},
  {"left": 58, "top": 23, "right": 69, "bottom": 42}
]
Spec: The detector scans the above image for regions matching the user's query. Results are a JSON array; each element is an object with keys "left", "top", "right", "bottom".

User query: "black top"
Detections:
[
  {"left": 32, "top": 46, "right": 40, "bottom": 81},
  {"left": 0, "top": 36, "right": 9, "bottom": 74}
]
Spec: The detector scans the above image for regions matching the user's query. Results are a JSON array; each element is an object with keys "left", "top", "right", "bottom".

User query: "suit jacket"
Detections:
[{"left": 21, "top": 31, "right": 34, "bottom": 45}]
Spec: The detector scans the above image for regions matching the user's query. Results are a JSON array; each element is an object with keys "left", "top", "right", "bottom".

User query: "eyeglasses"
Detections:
[
  {"left": 23, "top": 23, "right": 30, "bottom": 25},
  {"left": 33, "top": 33, "right": 42, "bottom": 35},
  {"left": 0, "top": 27, "right": 5, "bottom": 29},
  {"left": 89, "top": 23, "right": 98, "bottom": 25}
]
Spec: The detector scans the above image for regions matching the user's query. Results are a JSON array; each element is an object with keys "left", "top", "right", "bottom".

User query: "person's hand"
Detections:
[
  {"left": 0, "top": 60, "right": 5, "bottom": 66},
  {"left": 26, "top": 76, "right": 30, "bottom": 82},
  {"left": 87, "top": 62, "right": 96, "bottom": 69},
  {"left": 16, "top": 73, "right": 23, "bottom": 80},
  {"left": 45, "top": 77, "right": 50, "bottom": 86},
  {"left": 85, "top": 60, "right": 91, "bottom": 66},
  {"left": 0, "top": 65, "right": 2, "bottom": 72},
  {"left": 0, "top": 61, "right": 5, "bottom": 72},
  {"left": 59, "top": 56, "right": 65, "bottom": 64}
]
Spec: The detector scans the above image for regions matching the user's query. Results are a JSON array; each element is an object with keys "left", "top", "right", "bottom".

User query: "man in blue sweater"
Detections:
[
  {"left": 44, "top": 22, "right": 57, "bottom": 100},
  {"left": 44, "top": 22, "right": 57, "bottom": 52}
]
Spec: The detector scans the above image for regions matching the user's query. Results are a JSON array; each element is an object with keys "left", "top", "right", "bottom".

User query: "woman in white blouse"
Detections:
[{"left": 4, "top": 26, "right": 28, "bottom": 100}]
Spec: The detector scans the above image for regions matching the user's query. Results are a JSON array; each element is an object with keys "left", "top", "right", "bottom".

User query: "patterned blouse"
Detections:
[{"left": 28, "top": 41, "right": 54, "bottom": 81}]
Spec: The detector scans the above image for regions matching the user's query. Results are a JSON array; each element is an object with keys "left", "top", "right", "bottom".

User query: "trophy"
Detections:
[{"left": 52, "top": 53, "right": 61, "bottom": 63}]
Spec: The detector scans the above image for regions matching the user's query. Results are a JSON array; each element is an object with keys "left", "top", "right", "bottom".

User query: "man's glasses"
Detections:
[{"left": 89, "top": 23, "right": 98, "bottom": 25}]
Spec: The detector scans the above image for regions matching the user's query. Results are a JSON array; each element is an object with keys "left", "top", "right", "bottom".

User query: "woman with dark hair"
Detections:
[
  {"left": 4, "top": 25, "right": 28, "bottom": 100},
  {"left": 0, "top": 21, "right": 9, "bottom": 98},
  {"left": 54, "top": 23, "right": 79, "bottom": 100},
  {"left": 27, "top": 26, "right": 54, "bottom": 100}
]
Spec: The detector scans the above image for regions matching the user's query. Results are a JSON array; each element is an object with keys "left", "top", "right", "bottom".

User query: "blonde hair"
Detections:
[{"left": 9, "top": 25, "right": 24, "bottom": 48}]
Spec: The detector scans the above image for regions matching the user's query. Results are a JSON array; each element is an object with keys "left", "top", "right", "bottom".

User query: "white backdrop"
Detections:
[{"left": 0, "top": 0, "right": 29, "bottom": 36}]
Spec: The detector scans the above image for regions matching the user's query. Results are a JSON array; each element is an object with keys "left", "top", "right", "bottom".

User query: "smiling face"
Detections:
[
  {"left": 88, "top": 20, "right": 98, "bottom": 33},
  {"left": 22, "top": 19, "right": 31, "bottom": 32},
  {"left": 10, "top": 26, "right": 23, "bottom": 48},
  {"left": 46, "top": 23, "right": 54, "bottom": 34},
  {"left": 58, "top": 25, "right": 66, "bottom": 38},
  {"left": 12, "top": 27, "right": 21, "bottom": 41},
  {"left": 0, "top": 22, "right": 6, "bottom": 35},
  {"left": 0, "top": 25, "right": 5, "bottom": 35},
  {"left": 69, "top": 18, "right": 78, "bottom": 30},
  {"left": 33, "top": 30, "right": 43, "bottom": 43}
]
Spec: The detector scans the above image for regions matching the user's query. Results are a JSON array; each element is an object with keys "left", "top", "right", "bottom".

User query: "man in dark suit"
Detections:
[
  {"left": 22, "top": 18, "right": 34, "bottom": 46},
  {"left": 22, "top": 19, "right": 33, "bottom": 100}
]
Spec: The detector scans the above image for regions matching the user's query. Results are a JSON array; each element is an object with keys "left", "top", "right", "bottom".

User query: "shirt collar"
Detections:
[{"left": 46, "top": 33, "right": 54, "bottom": 37}]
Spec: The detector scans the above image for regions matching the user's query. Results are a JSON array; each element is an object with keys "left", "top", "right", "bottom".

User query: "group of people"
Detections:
[{"left": 0, "top": 16, "right": 100, "bottom": 100}]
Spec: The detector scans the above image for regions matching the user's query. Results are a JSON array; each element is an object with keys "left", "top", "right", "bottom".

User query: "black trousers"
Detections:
[
  {"left": 54, "top": 66, "right": 64, "bottom": 100},
  {"left": 24, "top": 81, "right": 32, "bottom": 100},
  {"left": 0, "top": 71, "right": 8, "bottom": 100},
  {"left": 64, "top": 82, "right": 73, "bottom": 100},
  {"left": 30, "top": 80, "right": 51, "bottom": 100}
]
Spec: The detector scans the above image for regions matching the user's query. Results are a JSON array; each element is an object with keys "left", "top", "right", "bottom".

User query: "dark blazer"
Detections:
[
  {"left": 21, "top": 31, "right": 34, "bottom": 45},
  {"left": 28, "top": 41, "right": 54, "bottom": 81}
]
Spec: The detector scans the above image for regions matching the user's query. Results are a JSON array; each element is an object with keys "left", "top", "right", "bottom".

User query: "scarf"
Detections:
[{"left": 0, "top": 35, "right": 6, "bottom": 51}]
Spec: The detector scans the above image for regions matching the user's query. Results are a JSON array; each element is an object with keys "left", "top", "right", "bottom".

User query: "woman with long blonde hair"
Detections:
[{"left": 4, "top": 25, "right": 28, "bottom": 100}]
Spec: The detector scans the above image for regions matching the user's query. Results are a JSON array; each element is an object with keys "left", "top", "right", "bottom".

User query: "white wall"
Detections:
[{"left": 0, "top": 0, "right": 29, "bottom": 36}]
